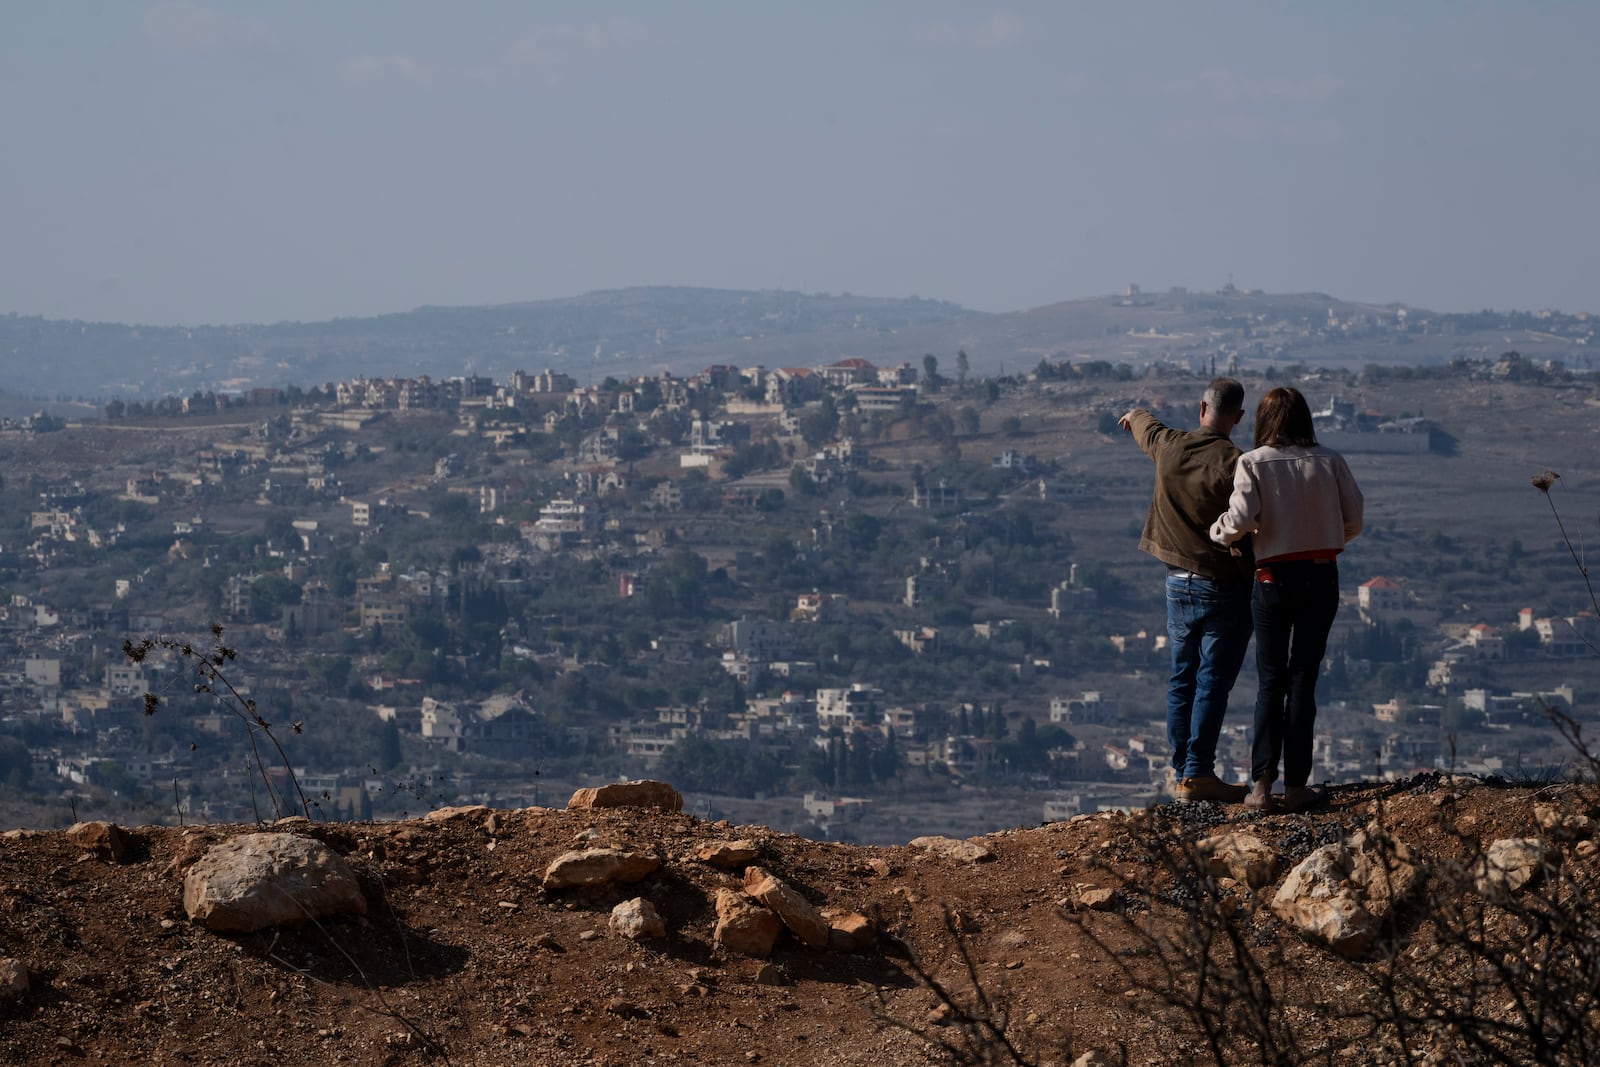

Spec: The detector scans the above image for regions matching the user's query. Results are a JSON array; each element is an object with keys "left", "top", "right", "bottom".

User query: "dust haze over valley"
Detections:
[
  {"left": 2, "top": 0, "right": 1600, "bottom": 904},
  {"left": 5, "top": 4, "right": 1600, "bottom": 1065}
]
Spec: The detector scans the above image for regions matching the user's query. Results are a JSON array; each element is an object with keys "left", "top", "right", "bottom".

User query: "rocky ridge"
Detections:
[{"left": 1, "top": 775, "right": 1597, "bottom": 1065}]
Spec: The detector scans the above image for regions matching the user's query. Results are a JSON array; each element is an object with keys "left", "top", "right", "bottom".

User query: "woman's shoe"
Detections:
[
  {"left": 1280, "top": 785, "right": 1327, "bottom": 812},
  {"left": 1243, "top": 780, "right": 1276, "bottom": 811}
]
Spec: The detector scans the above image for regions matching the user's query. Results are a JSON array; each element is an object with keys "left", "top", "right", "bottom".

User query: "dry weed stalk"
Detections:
[
  {"left": 123, "top": 624, "right": 313, "bottom": 822},
  {"left": 874, "top": 908, "right": 1096, "bottom": 1067}
]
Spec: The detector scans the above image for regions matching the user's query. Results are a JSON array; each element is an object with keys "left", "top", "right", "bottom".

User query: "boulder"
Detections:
[
  {"left": 0, "top": 958, "right": 27, "bottom": 997},
  {"left": 65, "top": 821, "right": 135, "bottom": 864},
  {"left": 1474, "top": 838, "right": 1548, "bottom": 898},
  {"left": 692, "top": 839, "right": 761, "bottom": 869},
  {"left": 610, "top": 897, "right": 666, "bottom": 941},
  {"left": 743, "top": 866, "right": 830, "bottom": 948},
  {"left": 1272, "top": 827, "right": 1419, "bottom": 957},
  {"left": 542, "top": 848, "right": 660, "bottom": 890},
  {"left": 183, "top": 833, "right": 367, "bottom": 933},
  {"left": 1197, "top": 831, "right": 1278, "bottom": 889},
  {"left": 909, "top": 836, "right": 994, "bottom": 863},
  {"left": 713, "top": 889, "right": 782, "bottom": 957},
  {"left": 567, "top": 780, "right": 683, "bottom": 813}
]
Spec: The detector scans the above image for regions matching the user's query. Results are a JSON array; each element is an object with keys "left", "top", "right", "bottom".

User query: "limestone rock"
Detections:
[
  {"left": 743, "top": 866, "right": 830, "bottom": 948},
  {"left": 1474, "top": 838, "right": 1548, "bottom": 898},
  {"left": 423, "top": 805, "right": 490, "bottom": 822},
  {"left": 909, "top": 835, "right": 995, "bottom": 863},
  {"left": 1073, "top": 885, "right": 1118, "bottom": 911},
  {"left": 823, "top": 909, "right": 876, "bottom": 951},
  {"left": 65, "top": 821, "right": 135, "bottom": 864},
  {"left": 183, "top": 833, "right": 368, "bottom": 933},
  {"left": 693, "top": 839, "right": 761, "bottom": 869},
  {"left": 567, "top": 780, "right": 683, "bottom": 813},
  {"left": 1272, "top": 826, "right": 1419, "bottom": 957},
  {"left": 1534, "top": 803, "right": 1595, "bottom": 840},
  {"left": 713, "top": 889, "right": 782, "bottom": 957},
  {"left": 610, "top": 897, "right": 666, "bottom": 940},
  {"left": 1197, "top": 831, "right": 1278, "bottom": 889},
  {"left": 543, "top": 848, "right": 660, "bottom": 890},
  {"left": 0, "top": 958, "right": 27, "bottom": 997}
]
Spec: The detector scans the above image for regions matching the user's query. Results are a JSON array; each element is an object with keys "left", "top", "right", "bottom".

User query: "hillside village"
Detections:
[{"left": 0, "top": 344, "right": 1597, "bottom": 839}]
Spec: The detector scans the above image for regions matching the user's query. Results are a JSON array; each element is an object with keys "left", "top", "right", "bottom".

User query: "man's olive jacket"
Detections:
[{"left": 1124, "top": 409, "right": 1253, "bottom": 582}]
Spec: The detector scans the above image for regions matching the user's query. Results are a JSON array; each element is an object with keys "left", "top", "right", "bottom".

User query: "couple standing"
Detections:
[{"left": 1120, "top": 380, "right": 1363, "bottom": 812}]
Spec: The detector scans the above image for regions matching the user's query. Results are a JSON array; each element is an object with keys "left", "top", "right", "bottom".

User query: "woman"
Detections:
[{"left": 1211, "top": 387, "right": 1363, "bottom": 812}]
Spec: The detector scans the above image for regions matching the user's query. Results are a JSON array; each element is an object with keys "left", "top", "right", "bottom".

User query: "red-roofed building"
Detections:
[
  {"left": 1358, "top": 576, "right": 1406, "bottom": 616},
  {"left": 819, "top": 357, "right": 877, "bottom": 388}
]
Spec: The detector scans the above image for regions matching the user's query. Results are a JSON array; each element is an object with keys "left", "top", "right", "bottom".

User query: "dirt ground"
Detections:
[{"left": 0, "top": 774, "right": 1590, "bottom": 1066}]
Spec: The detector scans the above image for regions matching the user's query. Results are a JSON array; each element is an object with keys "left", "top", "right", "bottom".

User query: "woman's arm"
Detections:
[
  {"left": 1210, "top": 453, "right": 1260, "bottom": 546},
  {"left": 1336, "top": 452, "right": 1364, "bottom": 543}
]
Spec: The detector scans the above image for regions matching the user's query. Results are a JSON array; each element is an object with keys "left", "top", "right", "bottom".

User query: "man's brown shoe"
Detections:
[{"left": 1176, "top": 775, "right": 1250, "bottom": 803}]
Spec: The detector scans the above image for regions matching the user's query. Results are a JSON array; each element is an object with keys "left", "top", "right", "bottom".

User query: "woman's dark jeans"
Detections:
[{"left": 1251, "top": 560, "right": 1340, "bottom": 788}]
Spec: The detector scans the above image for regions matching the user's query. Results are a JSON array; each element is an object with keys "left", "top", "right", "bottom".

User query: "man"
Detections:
[{"left": 1119, "top": 378, "right": 1253, "bottom": 803}]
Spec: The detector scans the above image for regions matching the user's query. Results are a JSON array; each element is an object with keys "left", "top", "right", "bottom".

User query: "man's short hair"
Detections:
[{"left": 1204, "top": 377, "right": 1244, "bottom": 415}]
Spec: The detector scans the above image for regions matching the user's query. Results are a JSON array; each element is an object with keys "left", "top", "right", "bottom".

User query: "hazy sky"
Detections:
[{"left": 4, "top": 2, "right": 1598, "bottom": 325}]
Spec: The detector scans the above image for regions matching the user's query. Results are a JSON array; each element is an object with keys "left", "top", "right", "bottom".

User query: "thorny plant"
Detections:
[
  {"left": 875, "top": 907, "right": 1099, "bottom": 1067},
  {"left": 129, "top": 629, "right": 453, "bottom": 1057},
  {"left": 1067, "top": 810, "right": 1310, "bottom": 1067},
  {"left": 264, "top": 886, "right": 454, "bottom": 1065},
  {"left": 1042, "top": 773, "right": 1600, "bottom": 1066},
  {"left": 1531, "top": 470, "right": 1600, "bottom": 655},
  {"left": 123, "top": 624, "right": 313, "bottom": 822}
]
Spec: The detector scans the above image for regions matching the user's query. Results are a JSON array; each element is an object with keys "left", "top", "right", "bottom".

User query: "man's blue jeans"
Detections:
[{"left": 1165, "top": 571, "right": 1253, "bottom": 780}]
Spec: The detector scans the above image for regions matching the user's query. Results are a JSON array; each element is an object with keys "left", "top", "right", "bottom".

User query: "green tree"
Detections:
[
  {"left": 262, "top": 511, "right": 300, "bottom": 550},
  {"left": 799, "top": 397, "right": 840, "bottom": 447},
  {"left": 249, "top": 573, "right": 303, "bottom": 621},
  {"left": 377, "top": 719, "right": 403, "bottom": 771},
  {"left": 843, "top": 513, "right": 882, "bottom": 553}
]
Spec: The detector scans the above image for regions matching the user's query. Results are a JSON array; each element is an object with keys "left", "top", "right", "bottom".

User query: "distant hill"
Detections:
[
  {"left": 1, "top": 285, "right": 1593, "bottom": 402},
  {"left": 0, "top": 288, "right": 977, "bottom": 402}
]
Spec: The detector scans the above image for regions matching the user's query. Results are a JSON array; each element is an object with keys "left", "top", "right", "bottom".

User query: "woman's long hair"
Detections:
[{"left": 1254, "top": 386, "right": 1318, "bottom": 448}]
